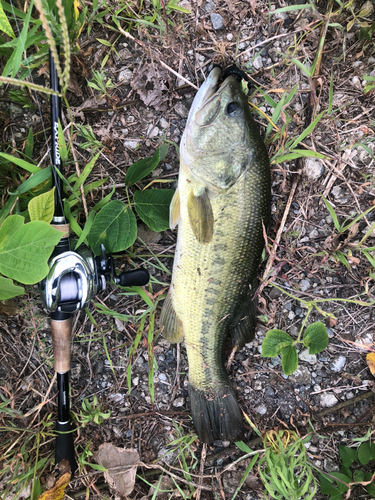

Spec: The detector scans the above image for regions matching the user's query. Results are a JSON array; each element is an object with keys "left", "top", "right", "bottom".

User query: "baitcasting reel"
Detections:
[{"left": 40, "top": 243, "right": 150, "bottom": 313}]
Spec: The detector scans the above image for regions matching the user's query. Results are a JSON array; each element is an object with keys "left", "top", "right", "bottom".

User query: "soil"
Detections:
[{"left": 1, "top": 0, "right": 375, "bottom": 499}]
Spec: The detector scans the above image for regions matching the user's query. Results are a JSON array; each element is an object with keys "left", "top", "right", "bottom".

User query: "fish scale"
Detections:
[{"left": 160, "top": 67, "right": 271, "bottom": 443}]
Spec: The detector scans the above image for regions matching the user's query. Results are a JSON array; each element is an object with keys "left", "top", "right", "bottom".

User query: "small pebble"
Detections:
[
  {"left": 330, "top": 356, "right": 346, "bottom": 372},
  {"left": 159, "top": 117, "right": 169, "bottom": 129},
  {"left": 210, "top": 12, "right": 224, "bottom": 30},
  {"left": 256, "top": 404, "right": 267, "bottom": 415},
  {"left": 159, "top": 373, "right": 167, "bottom": 381},
  {"left": 299, "top": 349, "right": 317, "bottom": 365},
  {"left": 304, "top": 157, "right": 325, "bottom": 181},
  {"left": 252, "top": 55, "right": 263, "bottom": 69},
  {"left": 299, "top": 279, "right": 311, "bottom": 292},
  {"left": 320, "top": 392, "right": 338, "bottom": 407},
  {"left": 175, "top": 102, "right": 189, "bottom": 118},
  {"left": 204, "top": 1, "right": 216, "bottom": 12},
  {"left": 117, "top": 68, "right": 133, "bottom": 84},
  {"left": 173, "top": 397, "right": 185, "bottom": 407}
]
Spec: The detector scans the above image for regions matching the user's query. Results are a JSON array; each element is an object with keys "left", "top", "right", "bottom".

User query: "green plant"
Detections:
[
  {"left": 262, "top": 321, "right": 329, "bottom": 375},
  {"left": 258, "top": 430, "right": 317, "bottom": 500},
  {"left": 319, "top": 435, "right": 375, "bottom": 499},
  {"left": 88, "top": 69, "right": 114, "bottom": 98},
  {"left": 76, "top": 124, "right": 104, "bottom": 152},
  {"left": 76, "top": 395, "right": 111, "bottom": 426},
  {"left": 76, "top": 442, "right": 106, "bottom": 471}
]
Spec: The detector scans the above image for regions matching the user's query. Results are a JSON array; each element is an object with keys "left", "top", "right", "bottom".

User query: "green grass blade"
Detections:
[{"left": 289, "top": 111, "right": 325, "bottom": 150}]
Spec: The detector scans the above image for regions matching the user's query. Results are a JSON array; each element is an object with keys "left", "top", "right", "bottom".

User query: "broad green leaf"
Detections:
[
  {"left": 134, "top": 189, "right": 174, "bottom": 232},
  {"left": 0, "top": 215, "right": 61, "bottom": 284},
  {"left": 353, "top": 470, "right": 365, "bottom": 482},
  {"left": 125, "top": 144, "right": 169, "bottom": 186},
  {"left": 261, "top": 329, "right": 293, "bottom": 357},
  {"left": 358, "top": 441, "right": 375, "bottom": 465},
  {"left": 28, "top": 188, "right": 55, "bottom": 223},
  {"left": 338, "top": 444, "right": 357, "bottom": 468},
  {"left": 0, "top": 152, "right": 40, "bottom": 173},
  {"left": 329, "top": 473, "right": 350, "bottom": 493},
  {"left": 0, "top": 3, "right": 14, "bottom": 38},
  {"left": 281, "top": 345, "right": 298, "bottom": 375},
  {"left": 319, "top": 474, "right": 340, "bottom": 496},
  {"left": 303, "top": 321, "right": 329, "bottom": 354},
  {"left": 0, "top": 276, "right": 24, "bottom": 300},
  {"left": 365, "top": 472, "right": 375, "bottom": 496},
  {"left": 87, "top": 200, "right": 137, "bottom": 256}
]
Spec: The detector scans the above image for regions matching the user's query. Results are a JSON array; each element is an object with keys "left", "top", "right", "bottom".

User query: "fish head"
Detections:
[{"left": 181, "top": 68, "right": 254, "bottom": 192}]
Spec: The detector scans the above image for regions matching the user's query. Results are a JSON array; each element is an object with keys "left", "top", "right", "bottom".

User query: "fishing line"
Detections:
[{"left": 9, "top": 0, "right": 68, "bottom": 232}]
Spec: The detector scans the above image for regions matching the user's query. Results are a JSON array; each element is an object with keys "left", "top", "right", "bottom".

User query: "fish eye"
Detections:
[{"left": 226, "top": 101, "right": 240, "bottom": 116}]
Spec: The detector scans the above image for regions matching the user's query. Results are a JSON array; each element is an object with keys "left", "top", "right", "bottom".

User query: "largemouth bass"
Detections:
[{"left": 160, "top": 67, "right": 271, "bottom": 443}]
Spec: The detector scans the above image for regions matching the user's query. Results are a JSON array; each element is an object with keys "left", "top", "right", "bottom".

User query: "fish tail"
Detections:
[{"left": 188, "top": 383, "right": 243, "bottom": 443}]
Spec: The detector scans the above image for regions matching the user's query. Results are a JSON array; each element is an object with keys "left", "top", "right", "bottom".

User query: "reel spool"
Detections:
[{"left": 40, "top": 244, "right": 150, "bottom": 313}]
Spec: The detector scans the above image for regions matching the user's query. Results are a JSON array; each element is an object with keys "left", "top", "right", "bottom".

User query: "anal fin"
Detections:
[
  {"left": 187, "top": 188, "right": 214, "bottom": 244},
  {"left": 159, "top": 290, "right": 184, "bottom": 343},
  {"left": 231, "top": 278, "right": 258, "bottom": 350}
]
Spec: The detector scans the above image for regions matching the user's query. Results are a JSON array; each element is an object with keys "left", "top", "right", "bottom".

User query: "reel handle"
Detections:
[{"left": 116, "top": 268, "right": 150, "bottom": 287}]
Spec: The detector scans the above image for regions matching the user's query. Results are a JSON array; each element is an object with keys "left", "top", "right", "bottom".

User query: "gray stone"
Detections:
[
  {"left": 252, "top": 56, "right": 263, "bottom": 70},
  {"left": 117, "top": 68, "right": 133, "bottom": 84},
  {"left": 210, "top": 12, "right": 224, "bottom": 30},
  {"left": 299, "top": 349, "right": 317, "bottom": 365},
  {"left": 159, "top": 117, "right": 169, "bottom": 129},
  {"left": 9, "top": 103, "right": 23, "bottom": 120},
  {"left": 304, "top": 157, "right": 325, "bottom": 181},
  {"left": 330, "top": 356, "right": 346, "bottom": 372},
  {"left": 124, "top": 139, "right": 140, "bottom": 149},
  {"left": 175, "top": 102, "right": 189, "bottom": 118},
  {"left": 320, "top": 392, "right": 338, "bottom": 407},
  {"left": 255, "top": 403, "right": 267, "bottom": 415},
  {"left": 289, "top": 366, "right": 311, "bottom": 385},
  {"left": 173, "top": 397, "right": 185, "bottom": 407},
  {"left": 204, "top": 1, "right": 216, "bottom": 12},
  {"left": 299, "top": 279, "right": 311, "bottom": 292},
  {"left": 147, "top": 124, "right": 160, "bottom": 138},
  {"left": 324, "top": 458, "right": 340, "bottom": 473},
  {"left": 159, "top": 373, "right": 167, "bottom": 381}
]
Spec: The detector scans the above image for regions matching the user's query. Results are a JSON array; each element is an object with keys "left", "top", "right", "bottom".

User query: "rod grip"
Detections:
[
  {"left": 55, "top": 420, "right": 77, "bottom": 477},
  {"left": 51, "top": 316, "right": 72, "bottom": 374}
]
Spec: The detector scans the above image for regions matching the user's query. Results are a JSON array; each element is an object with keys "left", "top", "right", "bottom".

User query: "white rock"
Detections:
[
  {"left": 133, "top": 377, "right": 139, "bottom": 386},
  {"left": 253, "top": 55, "right": 263, "bottom": 69},
  {"left": 320, "top": 392, "right": 338, "bottom": 407},
  {"left": 124, "top": 140, "right": 139, "bottom": 149},
  {"left": 226, "top": 33, "right": 233, "bottom": 41},
  {"left": 304, "top": 157, "right": 325, "bottom": 181},
  {"left": 289, "top": 366, "right": 312, "bottom": 385},
  {"left": 117, "top": 68, "right": 133, "bottom": 84},
  {"left": 147, "top": 125, "right": 160, "bottom": 138},
  {"left": 159, "top": 117, "right": 169, "bottom": 129},
  {"left": 173, "top": 397, "right": 185, "bottom": 407},
  {"left": 300, "top": 279, "right": 311, "bottom": 292},
  {"left": 175, "top": 102, "right": 189, "bottom": 118},
  {"left": 299, "top": 349, "right": 317, "bottom": 364},
  {"left": 330, "top": 356, "right": 346, "bottom": 372},
  {"left": 256, "top": 404, "right": 267, "bottom": 415}
]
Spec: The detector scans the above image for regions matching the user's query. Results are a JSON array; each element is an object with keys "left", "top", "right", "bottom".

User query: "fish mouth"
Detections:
[{"left": 190, "top": 68, "right": 236, "bottom": 126}]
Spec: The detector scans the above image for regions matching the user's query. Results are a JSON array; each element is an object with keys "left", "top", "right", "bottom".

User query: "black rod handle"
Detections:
[{"left": 55, "top": 420, "right": 77, "bottom": 477}]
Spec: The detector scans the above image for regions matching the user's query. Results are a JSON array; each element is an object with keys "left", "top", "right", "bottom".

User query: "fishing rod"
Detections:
[{"left": 40, "top": 48, "right": 150, "bottom": 477}]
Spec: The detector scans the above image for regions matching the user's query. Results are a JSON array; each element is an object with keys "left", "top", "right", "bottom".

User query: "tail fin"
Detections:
[{"left": 189, "top": 384, "right": 243, "bottom": 443}]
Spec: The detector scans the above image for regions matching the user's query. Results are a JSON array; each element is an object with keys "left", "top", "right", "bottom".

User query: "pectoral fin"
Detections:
[
  {"left": 159, "top": 290, "right": 184, "bottom": 343},
  {"left": 170, "top": 188, "right": 180, "bottom": 229},
  {"left": 187, "top": 188, "right": 214, "bottom": 244}
]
